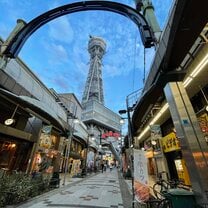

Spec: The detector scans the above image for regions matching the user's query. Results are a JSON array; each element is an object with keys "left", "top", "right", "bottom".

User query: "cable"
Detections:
[
  {"left": 132, "top": 32, "right": 137, "bottom": 91},
  {"left": 143, "top": 47, "right": 146, "bottom": 85}
]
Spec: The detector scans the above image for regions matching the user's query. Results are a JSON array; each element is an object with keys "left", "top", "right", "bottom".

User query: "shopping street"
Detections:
[{"left": 10, "top": 169, "right": 132, "bottom": 208}]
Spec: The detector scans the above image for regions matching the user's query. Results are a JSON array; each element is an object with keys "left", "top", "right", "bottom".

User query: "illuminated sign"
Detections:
[
  {"left": 161, "top": 132, "right": 180, "bottom": 153},
  {"left": 198, "top": 113, "right": 208, "bottom": 133},
  {"left": 101, "top": 131, "right": 120, "bottom": 138}
]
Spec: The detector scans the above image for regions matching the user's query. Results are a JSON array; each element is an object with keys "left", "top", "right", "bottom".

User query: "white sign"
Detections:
[{"left": 134, "top": 149, "right": 150, "bottom": 202}]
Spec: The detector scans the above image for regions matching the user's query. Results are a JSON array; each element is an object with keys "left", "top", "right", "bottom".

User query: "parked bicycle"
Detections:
[{"left": 151, "top": 171, "right": 193, "bottom": 208}]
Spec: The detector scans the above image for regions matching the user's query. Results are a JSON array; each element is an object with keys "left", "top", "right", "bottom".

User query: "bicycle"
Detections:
[
  {"left": 153, "top": 171, "right": 171, "bottom": 200},
  {"left": 152, "top": 172, "right": 193, "bottom": 208}
]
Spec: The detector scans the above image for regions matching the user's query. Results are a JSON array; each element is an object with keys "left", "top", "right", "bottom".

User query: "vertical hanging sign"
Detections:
[
  {"left": 39, "top": 125, "right": 52, "bottom": 149},
  {"left": 150, "top": 124, "right": 162, "bottom": 140},
  {"left": 134, "top": 149, "right": 150, "bottom": 202}
]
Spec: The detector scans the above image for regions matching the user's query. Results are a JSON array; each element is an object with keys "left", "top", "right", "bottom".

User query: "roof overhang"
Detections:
[
  {"left": 0, "top": 88, "right": 67, "bottom": 132},
  {"left": 132, "top": 0, "right": 208, "bottom": 134}
]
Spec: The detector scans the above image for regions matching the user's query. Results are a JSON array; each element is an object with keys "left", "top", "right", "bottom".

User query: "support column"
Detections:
[{"left": 164, "top": 82, "right": 208, "bottom": 204}]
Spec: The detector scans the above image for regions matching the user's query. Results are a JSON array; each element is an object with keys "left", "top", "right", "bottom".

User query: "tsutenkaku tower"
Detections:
[
  {"left": 81, "top": 36, "right": 121, "bottom": 163},
  {"left": 82, "top": 36, "right": 106, "bottom": 105}
]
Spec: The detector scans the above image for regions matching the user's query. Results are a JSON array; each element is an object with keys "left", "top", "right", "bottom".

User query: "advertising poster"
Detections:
[
  {"left": 134, "top": 149, "right": 150, "bottom": 202},
  {"left": 150, "top": 124, "right": 162, "bottom": 140},
  {"left": 39, "top": 125, "right": 53, "bottom": 148}
]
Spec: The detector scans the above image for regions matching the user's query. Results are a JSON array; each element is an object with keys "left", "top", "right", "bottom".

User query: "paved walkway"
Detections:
[{"left": 15, "top": 169, "right": 130, "bottom": 208}]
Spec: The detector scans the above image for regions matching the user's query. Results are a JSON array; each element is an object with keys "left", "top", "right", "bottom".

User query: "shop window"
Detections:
[
  {"left": 191, "top": 93, "right": 204, "bottom": 113},
  {"left": 0, "top": 138, "right": 32, "bottom": 171}
]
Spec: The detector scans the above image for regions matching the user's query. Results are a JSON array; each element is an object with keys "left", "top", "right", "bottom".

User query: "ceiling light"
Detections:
[
  {"left": 4, "top": 105, "right": 18, "bottom": 126},
  {"left": 183, "top": 53, "right": 208, "bottom": 88},
  {"left": 4, "top": 118, "right": 15, "bottom": 126},
  {"left": 190, "top": 53, "right": 208, "bottom": 78},
  {"left": 183, "top": 77, "right": 193, "bottom": 88}
]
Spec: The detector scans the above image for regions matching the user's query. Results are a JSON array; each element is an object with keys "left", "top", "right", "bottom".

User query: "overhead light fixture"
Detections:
[
  {"left": 4, "top": 105, "right": 18, "bottom": 126},
  {"left": 151, "top": 140, "right": 157, "bottom": 145},
  {"left": 4, "top": 118, "right": 15, "bottom": 126},
  {"left": 137, "top": 103, "right": 168, "bottom": 140},
  {"left": 120, "top": 119, "right": 125, "bottom": 124},
  {"left": 137, "top": 51, "right": 208, "bottom": 141},
  {"left": 190, "top": 53, "right": 208, "bottom": 78},
  {"left": 149, "top": 103, "right": 169, "bottom": 125},
  {"left": 73, "top": 118, "right": 80, "bottom": 124},
  {"left": 183, "top": 52, "right": 208, "bottom": 88},
  {"left": 183, "top": 77, "right": 193, "bottom": 88},
  {"left": 199, "top": 86, "right": 208, "bottom": 112}
]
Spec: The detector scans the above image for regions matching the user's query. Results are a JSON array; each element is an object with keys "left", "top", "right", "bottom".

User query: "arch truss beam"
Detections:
[{"left": 2, "top": 1, "right": 155, "bottom": 58}]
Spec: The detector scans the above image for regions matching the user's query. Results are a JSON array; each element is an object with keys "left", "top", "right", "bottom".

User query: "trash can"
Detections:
[{"left": 164, "top": 188, "right": 196, "bottom": 208}]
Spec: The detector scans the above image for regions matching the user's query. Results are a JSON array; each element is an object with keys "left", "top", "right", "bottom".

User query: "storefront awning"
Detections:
[
  {"left": 73, "top": 134, "right": 87, "bottom": 146},
  {"left": 89, "top": 143, "right": 98, "bottom": 152},
  {"left": 0, "top": 88, "right": 67, "bottom": 132}
]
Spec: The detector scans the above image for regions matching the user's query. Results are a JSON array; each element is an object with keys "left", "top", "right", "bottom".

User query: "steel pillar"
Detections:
[{"left": 164, "top": 82, "right": 208, "bottom": 204}]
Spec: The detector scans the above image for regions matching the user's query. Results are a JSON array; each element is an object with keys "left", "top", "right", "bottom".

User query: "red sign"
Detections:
[{"left": 101, "top": 131, "right": 120, "bottom": 139}]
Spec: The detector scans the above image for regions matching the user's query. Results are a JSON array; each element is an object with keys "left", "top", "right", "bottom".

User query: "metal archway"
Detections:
[{"left": 2, "top": 1, "right": 155, "bottom": 58}]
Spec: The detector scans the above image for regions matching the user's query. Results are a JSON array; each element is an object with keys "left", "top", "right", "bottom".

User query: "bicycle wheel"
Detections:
[
  {"left": 157, "top": 199, "right": 171, "bottom": 208},
  {"left": 153, "top": 183, "right": 163, "bottom": 199}
]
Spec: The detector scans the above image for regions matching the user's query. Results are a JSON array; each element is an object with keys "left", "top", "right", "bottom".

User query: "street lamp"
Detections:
[
  {"left": 55, "top": 94, "right": 80, "bottom": 186},
  {"left": 119, "top": 89, "right": 142, "bottom": 208},
  {"left": 62, "top": 110, "right": 79, "bottom": 186}
]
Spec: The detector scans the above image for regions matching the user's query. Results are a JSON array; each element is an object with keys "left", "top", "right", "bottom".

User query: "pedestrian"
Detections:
[
  {"left": 109, "top": 163, "right": 113, "bottom": 171},
  {"left": 101, "top": 162, "right": 104, "bottom": 173}
]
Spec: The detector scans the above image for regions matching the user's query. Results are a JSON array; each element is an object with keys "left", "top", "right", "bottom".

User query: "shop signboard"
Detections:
[
  {"left": 39, "top": 125, "right": 53, "bottom": 148},
  {"left": 134, "top": 149, "right": 150, "bottom": 202},
  {"left": 198, "top": 113, "right": 208, "bottom": 143},
  {"left": 161, "top": 132, "right": 180, "bottom": 153},
  {"left": 150, "top": 124, "right": 162, "bottom": 140}
]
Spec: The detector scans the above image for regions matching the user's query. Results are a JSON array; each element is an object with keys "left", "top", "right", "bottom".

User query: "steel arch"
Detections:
[{"left": 2, "top": 1, "right": 155, "bottom": 58}]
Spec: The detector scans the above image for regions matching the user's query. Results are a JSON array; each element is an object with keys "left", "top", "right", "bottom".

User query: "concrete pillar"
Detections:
[{"left": 164, "top": 82, "right": 208, "bottom": 204}]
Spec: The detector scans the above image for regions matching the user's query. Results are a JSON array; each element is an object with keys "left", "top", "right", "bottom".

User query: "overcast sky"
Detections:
[{"left": 0, "top": 0, "right": 173, "bottom": 114}]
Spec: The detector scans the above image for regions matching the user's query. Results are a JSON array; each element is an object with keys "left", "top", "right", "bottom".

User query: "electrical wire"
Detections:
[
  {"left": 143, "top": 47, "right": 146, "bottom": 85},
  {"left": 132, "top": 32, "right": 137, "bottom": 91}
]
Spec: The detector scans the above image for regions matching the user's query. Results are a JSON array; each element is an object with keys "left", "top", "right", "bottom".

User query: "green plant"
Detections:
[{"left": 0, "top": 172, "right": 52, "bottom": 207}]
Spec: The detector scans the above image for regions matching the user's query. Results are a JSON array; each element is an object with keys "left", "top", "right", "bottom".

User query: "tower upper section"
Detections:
[{"left": 82, "top": 36, "right": 106, "bottom": 105}]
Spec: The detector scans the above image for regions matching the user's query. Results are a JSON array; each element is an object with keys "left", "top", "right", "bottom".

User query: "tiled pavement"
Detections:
[{"left": 14, "top": 169, "right": 131, "bottom": 208}]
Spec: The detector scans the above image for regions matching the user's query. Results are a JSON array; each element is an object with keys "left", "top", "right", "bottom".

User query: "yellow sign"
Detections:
[
  {"left": 175, "top": 159, "right": 191, "bottom": 186},
  {"left": 161, "top": 132, "right": 180, "bottom": 153}
]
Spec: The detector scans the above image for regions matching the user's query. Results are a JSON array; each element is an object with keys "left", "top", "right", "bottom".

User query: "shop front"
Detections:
[
  {"left": 31, "top": 125, "right": 61, "bottom": 176},
  {"left": 0, "top": 134, "right": 33, "bottom": 173},
  {"left": 197, "top": 112, "right": 208, "bottom": 144},
  {"left": 60, "top": 136, "right": 85, "bottom": 177},
  {"left": 161, "top": 132, "right": 191, "bottom": 185},
  {"left": 0, "top": 95, "right": 33, "bottom": 174},
  {"left": 87, "top": 146, "right": 97, "bottom": 172}
]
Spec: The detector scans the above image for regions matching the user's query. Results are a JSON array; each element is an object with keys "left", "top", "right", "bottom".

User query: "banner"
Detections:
[
  {"left": 134, "top": 149, "right": 150, "bottom": 202},
  {"left": 39, "top": 125, "right": 53, "bottom": 148},
  {"left": 150, "top": 124, "right": 162, "bottom": 140},
  {"left": 161, "top": 132, "right": 180, "bottom": 153}
]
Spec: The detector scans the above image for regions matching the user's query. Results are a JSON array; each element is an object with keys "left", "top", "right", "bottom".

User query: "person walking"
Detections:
[
  {"left": 101, "top": 162, "right": 104, "bottom": 173},
  {"left": 109, "top": 163, "right": 113, "bottom": 172}
]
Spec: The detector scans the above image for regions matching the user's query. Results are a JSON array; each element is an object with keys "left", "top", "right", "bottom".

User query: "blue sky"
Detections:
[{"left": 0, "top": 0, "right": 172, "bottom": 114}]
